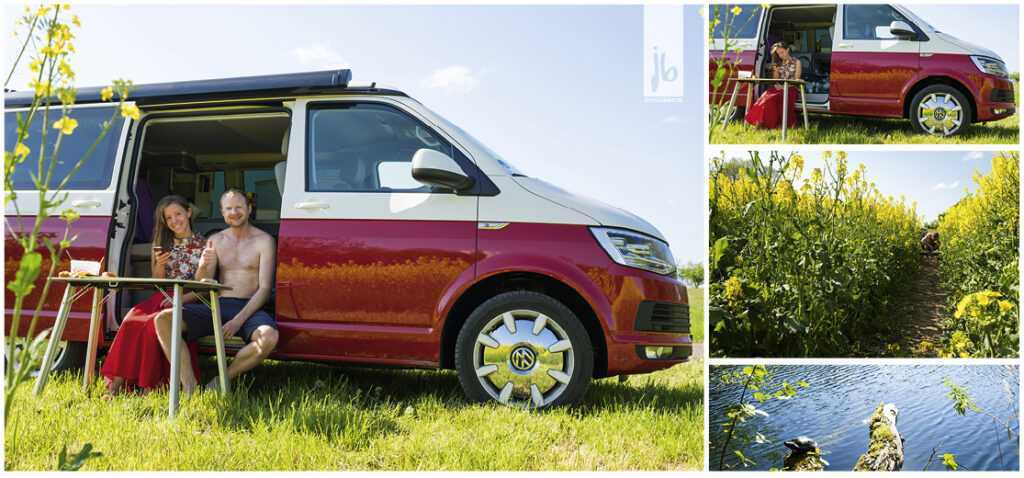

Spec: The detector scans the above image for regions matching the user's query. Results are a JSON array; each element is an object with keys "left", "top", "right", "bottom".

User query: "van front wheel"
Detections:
[
  {"left": 455, "top": 291, "right": 593, "bottom": 409},
  {"left": 910, "top": 85, "right": 972, "bottom": 136}
]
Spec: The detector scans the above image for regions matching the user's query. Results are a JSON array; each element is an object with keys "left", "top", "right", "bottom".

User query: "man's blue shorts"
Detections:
[{"left": 181, "top": 297, "right": 276, "bottom": 343}]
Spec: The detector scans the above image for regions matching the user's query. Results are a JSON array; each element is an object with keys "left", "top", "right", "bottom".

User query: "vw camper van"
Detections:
[
  {"left": 4, "top": 70, "right": 691, "bottom": 409},
  {"left": 710, "top": 3, "right": 1016, "bottom": 136}
]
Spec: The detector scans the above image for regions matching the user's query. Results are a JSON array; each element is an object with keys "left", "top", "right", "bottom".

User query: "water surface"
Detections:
[{"left": 709, "top": 365, "right": 1019, "bottom": 471}]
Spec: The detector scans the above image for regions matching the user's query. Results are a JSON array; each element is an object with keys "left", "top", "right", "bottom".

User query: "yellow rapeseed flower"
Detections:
[
  {"left": 72, "top": 15, "right": 81, "bottom": 27},
  {"left": 53, "top": 116, "right": 78, "bottom": 135},
  {"left": 731, "top": 6, "right": 743, "bottom": 15},
  {"left": 998, "top": 300, "right": 1013, "bottom": 312},
  {"left": 14, "top": 142, "right": 30, "bottom": 159},
  {"left": 101, "top": 86, "right": 114, "bottom": 101},
  {"left": 120, "top": 104, "right": 140, "bottom": 120}
]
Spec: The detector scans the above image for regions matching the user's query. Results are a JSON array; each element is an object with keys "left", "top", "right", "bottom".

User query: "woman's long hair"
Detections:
[
  {"left": 152, "top": 194, "right": 194, "bottom": 253},
  {"left": 771, "top": 41, "right": 790, "bottom": 67}
]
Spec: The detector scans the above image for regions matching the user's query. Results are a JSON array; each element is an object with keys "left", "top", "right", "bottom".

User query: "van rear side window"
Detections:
[
  {"left": 711, "top": 4, "right": 762, "bottom": 39},
  {"left": 5, "top": 107, "right": 125, "bottom": 190}
]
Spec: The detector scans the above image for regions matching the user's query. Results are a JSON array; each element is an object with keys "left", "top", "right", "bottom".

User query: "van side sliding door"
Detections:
[{"left": 276, "top": 99, "right": 477, "bottom": 366}]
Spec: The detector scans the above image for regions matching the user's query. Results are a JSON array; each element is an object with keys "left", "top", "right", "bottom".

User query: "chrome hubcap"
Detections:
[
  {"left": 918, "top": 93, "right": 962, "bottom": 135},
  {"left": 473, "top": 309, "right": 574, "bottom": 408}
]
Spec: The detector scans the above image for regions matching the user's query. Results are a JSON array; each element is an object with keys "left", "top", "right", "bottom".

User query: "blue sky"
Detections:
[
  {"left": 3, "top": 4, "right": 705, "bottom": 264},
  {"left": 906, "top": 3, "right": 1019, "bottom": 73},
  {"left": 755, "top": 150, "right": 1011, "bottom": 223}
]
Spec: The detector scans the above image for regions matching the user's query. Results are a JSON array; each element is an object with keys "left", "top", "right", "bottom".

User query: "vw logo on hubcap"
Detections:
[
  {"left": 509, "top": 346, "right": 537, "bottom": 371},
  {"left": 934, "top": 108, "right": 947, "bottom": 120}
]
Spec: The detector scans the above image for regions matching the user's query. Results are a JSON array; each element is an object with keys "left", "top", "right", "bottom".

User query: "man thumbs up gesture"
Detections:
[{"left": 197, "top": 236, "right": 218, "bottom": 280}]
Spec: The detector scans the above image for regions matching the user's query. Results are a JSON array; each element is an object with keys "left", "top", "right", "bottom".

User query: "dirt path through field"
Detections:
[{"left": 897, "top": 254, "right": 948, "bottom": 352}]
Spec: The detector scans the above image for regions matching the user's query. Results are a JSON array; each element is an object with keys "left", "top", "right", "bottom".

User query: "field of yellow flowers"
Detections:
[
  {"left": 935, "top": 152, "right": 1019, "bottom": 357},
  {"left": 709, "top": 151, "right": 922, "bottom": 357}
]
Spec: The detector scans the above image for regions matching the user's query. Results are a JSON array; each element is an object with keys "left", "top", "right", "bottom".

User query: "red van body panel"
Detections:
[
  {"left": 270, "top": 221, "right": 690, "bottom": 373},
  {"left": 711, "top": 47, "right": 1015, "bottom": 123},
  {"left": 4, "top": 215, "right": 109, "bottom": 341},
  {"left": 475, "top": 223, "right": 691, "bottom": 376},
  {"left": 830, "top": 51, "right": 920, "bottom": 117},
  {"left": 709, "top": 50, "right": 758, "bottom": 109},
  {"left": 274, "top": 218, "right": 476, "bottom": 366}
]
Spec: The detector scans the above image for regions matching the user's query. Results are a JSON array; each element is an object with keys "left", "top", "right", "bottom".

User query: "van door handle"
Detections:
[
  {"left": 738, "top": 42, "right": 753, "bottom": 49},
  {"left": 836, "top": 43, "right": 854, "bottom": 49},
  {"left": 295, "top": 201, "right": 329, "bottom": 210},
  {"left": 72, "top": 199, "right": 101, "bottom": 209}
]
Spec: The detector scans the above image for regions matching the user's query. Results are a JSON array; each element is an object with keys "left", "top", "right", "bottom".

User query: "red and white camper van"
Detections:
[
  {"left": 4, "top": 70, "right": 691, "bottom": 409},
  {"left": 710, "top": 3, "right": 1016, "bottom": 136}
]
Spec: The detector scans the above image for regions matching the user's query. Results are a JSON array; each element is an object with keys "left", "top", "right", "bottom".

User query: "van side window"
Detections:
[
  {"left": 711, "top": 4, "right": 762, "bottom": 39},
  {"left": 307, "top": 104, "right": 453, "bottom": 192},
  {"left": 844, "top": 4, "right": 913, "bottom": 40},
  {"left": 4, "top": 107, "right": 125, "bottom": 190}
]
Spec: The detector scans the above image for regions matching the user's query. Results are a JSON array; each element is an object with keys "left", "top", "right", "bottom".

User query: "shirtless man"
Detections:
[{"left": 154, "top": 188, "right": 279, "bottom": 393}]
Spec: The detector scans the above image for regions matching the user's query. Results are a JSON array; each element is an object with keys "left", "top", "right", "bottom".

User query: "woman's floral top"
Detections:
[
  {"left": 165, "top": 232, "right": 205, "bottom": 280},
  {"left": 776, "top": 57, "right": 799, "bottom": 81}
]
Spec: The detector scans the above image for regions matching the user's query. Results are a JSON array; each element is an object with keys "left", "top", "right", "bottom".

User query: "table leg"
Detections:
[
  {"left": 210, "top": 291, "right": 229, "bottom": 396},
  {"left": 800, "top": 84, "right": 809, "bottom": 130},
  {"left": 168, "top": 283, "right": 183, "bottom": 420},
  {"left": 34, "top": 285, "right": 76, "bottom": 395},
  {"left": 782, "top": 85, "right": 789, "bottom": 142},
  {"left": 82, "top": 288, "right": 103, "bottom": 390},
  {"left": 721, "top": 83, "right": 741, "bottom": 132}
]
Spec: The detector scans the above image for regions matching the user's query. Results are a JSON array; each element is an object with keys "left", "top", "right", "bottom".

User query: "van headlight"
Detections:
[
  {"left": 590, "top": 227, "right": 676, "bottom": 277},
  {"left": 970, "top": 56, "right": 1008, "bottom": 78}
]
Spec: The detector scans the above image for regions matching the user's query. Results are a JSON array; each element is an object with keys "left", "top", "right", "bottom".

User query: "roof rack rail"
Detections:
[{"left": 4, "top": 69, "right": 355, "bottom": 107}]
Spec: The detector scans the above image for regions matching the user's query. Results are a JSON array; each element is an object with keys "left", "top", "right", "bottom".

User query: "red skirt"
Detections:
[
  {"left": 745, "top": 86, "right": 798, "bottom": 129},
  {"left": 100, "top": 292, "right": 200, "bottom": 390}
]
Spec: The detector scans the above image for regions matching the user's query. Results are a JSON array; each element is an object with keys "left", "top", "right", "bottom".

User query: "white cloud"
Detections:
[
  {"left": 962, "top": 151, "right": 984, "bottom": 161},
  {"left": 932, "top": 181, "right": 961, "bottom": 190},
  {"left": 662, "top": 115, "right": 681, "bottom": 124},
  {"left": 286, "top": 42, "right": 349, "bottom": 69},
  {"left": 421, "top": 66, "right": 479, "bottom": 93}
]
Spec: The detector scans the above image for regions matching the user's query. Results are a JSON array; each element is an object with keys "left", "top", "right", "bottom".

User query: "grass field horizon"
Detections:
[
  {"left": 710, "top": 84, "right": 1019, "bottom": 145},
  {"left": 4, "top": 295, "right": 705, "bottom": 471}
]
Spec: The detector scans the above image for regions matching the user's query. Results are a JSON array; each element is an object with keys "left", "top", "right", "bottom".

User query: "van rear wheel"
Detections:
[
  {"left": 3, "top": 338, "right": 87, "bottom": 377},
  {"left": 910, "top": 85, "right": 971, "bottom": 136},
  {"left": 454, "top": 291, "right": 593, "bottom": 409}
]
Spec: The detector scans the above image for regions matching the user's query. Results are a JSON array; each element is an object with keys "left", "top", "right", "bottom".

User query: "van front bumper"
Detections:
[
  {"left": 595, "top": 264, "right": 693, "bottom": 376},
  {"left": 976, "top": 75, "right": 1016, "bottom": 121}
]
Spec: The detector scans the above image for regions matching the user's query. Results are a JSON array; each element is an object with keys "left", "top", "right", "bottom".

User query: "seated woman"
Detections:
[
  {"left": 745, "top": 41, "right": 802, "bottom": 129},
  {"left": 100, "top": 195, "right": 205, "bottom": 399}
]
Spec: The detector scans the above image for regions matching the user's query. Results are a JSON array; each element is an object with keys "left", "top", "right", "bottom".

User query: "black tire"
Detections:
[
  {"left": 3, "top": 338, "right": 87, "bottom": 376},
  {"left": 729, "top": 106, "right": 746, "bottom": 122},
  {"left": 454, "top": 291, "right": 593, "bottom": 409},
  {"left": 909, "top": 85, "right": 972, "bottom": 136}
]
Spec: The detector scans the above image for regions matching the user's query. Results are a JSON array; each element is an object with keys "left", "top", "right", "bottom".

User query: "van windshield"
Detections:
[
  {"left": 899, "top": 5, "right": 937, "bottom": 32},
  {"left": 415, "top": 101, "right": 528, "bottom": 177}
]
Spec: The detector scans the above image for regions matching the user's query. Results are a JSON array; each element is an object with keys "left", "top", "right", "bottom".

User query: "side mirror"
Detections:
[
  {"left": 889, "top": 20, "right": 916, "bottom": 39},
  {"left": 411, "top": 149, "right": 475, "bottom": 192}
]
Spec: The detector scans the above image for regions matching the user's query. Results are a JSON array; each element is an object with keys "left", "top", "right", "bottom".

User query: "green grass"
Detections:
[
  {"left": 710, "top": 84, "right": 1019, "bottom": 144},
  {"left": 4, "top": 356, "right": 703, "bottom": 471},
  {"left": 688, "top": 287, "right": 704, "bottom": 343}
]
